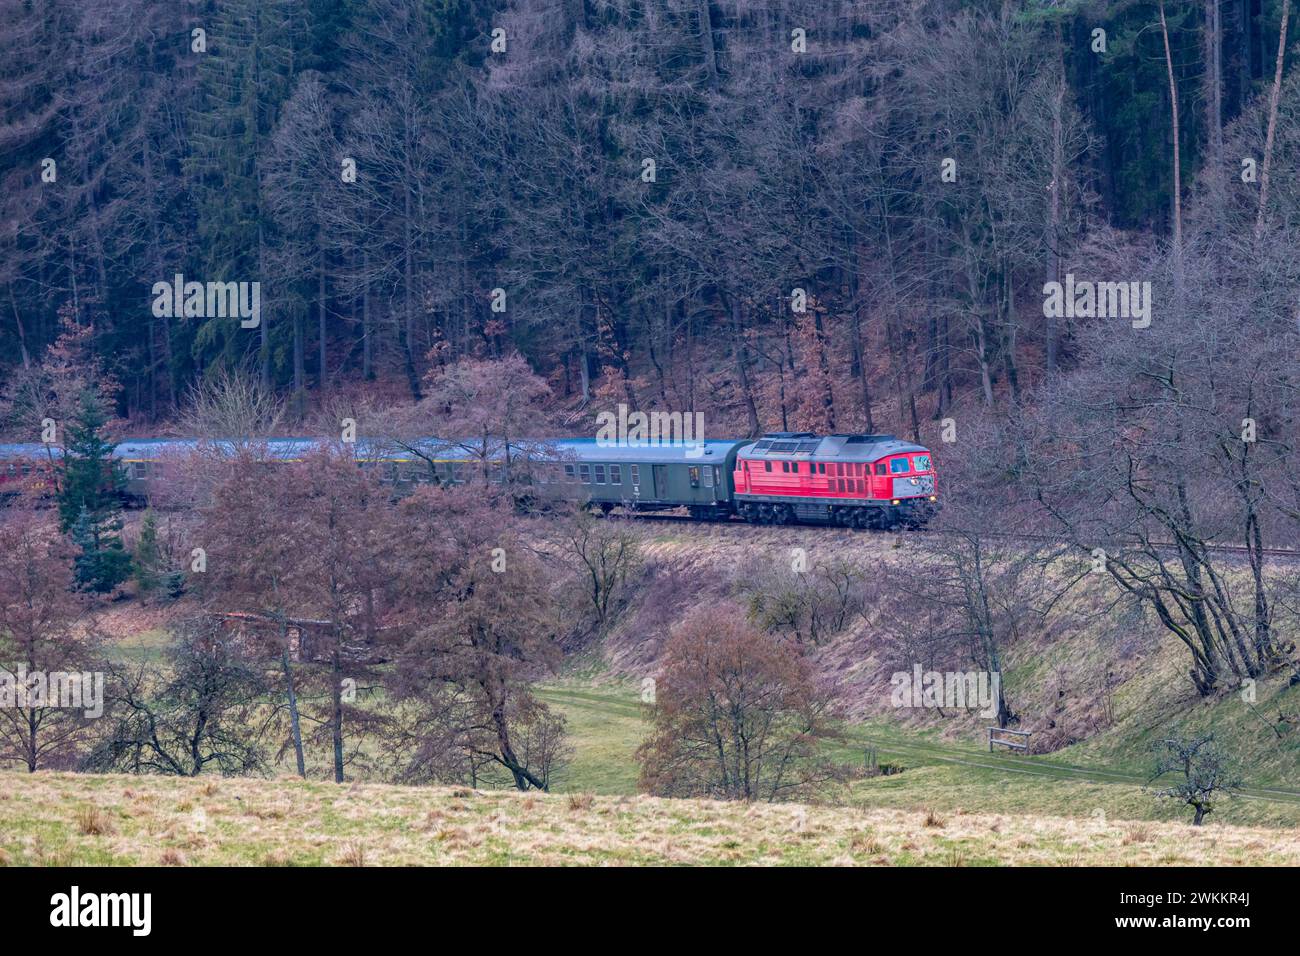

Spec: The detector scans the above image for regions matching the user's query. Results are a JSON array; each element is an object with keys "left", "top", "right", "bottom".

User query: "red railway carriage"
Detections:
[
  {"left": 0, "top": 443, "right": 60, "bottom": 499},
  {"left": 732, "top": 432, "right": 937, "bottom": 529}
]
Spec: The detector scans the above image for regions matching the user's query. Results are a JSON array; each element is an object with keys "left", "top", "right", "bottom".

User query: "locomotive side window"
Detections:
[
  {"left": 818, "top": 463, "right": 826, "bottom": 474},
  {"left": 875, "top": 462, "right": 886, "bottom": 475},
  {"left": 781, "top": 461, "right": 789, "bottom": 473},
  {"left": 890, "top": 458, "right": 910, "bottom": 474},
  {"left": 764, "top": 461, "right": 772, "bottom": 472},
  {"left": 610, "top": 464, "right": 622, "bottom": 484}
]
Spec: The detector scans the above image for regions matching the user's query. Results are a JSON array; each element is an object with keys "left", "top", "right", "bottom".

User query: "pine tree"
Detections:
[
  {"left": 58, "top": 390, "right": 131, "bottom": 593},
  {"left": 134, "top": 509, "right": 162, "bottom": 599}
]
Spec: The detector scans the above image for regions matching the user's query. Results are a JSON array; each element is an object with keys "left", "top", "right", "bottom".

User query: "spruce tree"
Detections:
[
  {"left": 57, "top": 390, "right": 131, "bottom": 593},
  {"left": 134, "top": 509, "right": 162, "bottom": 599}
]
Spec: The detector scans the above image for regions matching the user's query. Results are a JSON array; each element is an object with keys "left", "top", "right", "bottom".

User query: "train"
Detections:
[{"left": 0, "top": 430, "right": 938, "bottom": 529}]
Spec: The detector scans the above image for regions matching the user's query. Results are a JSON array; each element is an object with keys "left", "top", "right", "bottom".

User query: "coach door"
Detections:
[{"left": 652, "top": 464, "right": 668, "bottom": 500}]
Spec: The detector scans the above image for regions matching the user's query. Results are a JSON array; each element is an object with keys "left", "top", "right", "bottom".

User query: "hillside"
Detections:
[
  {"left": 78, "top": 518, "right": 1300, "bottom": 836},
  {"left": 4, "top": 771, "right": 1299, "bottom": 867},
  {"left": 592, "top": 522, "right": 1300, "bottom": 792}
]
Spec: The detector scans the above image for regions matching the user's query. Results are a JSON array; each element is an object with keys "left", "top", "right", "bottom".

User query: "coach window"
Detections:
[
  {"left": 688, "top": 466, "right": 700, "bottom": 488},
  {"left": 702, "top": 466, "right": 713, "bottom": 487},
  {"left": 610, "top": 464, "right": 622, "bottom": 484},
  {"left": 630, "top": 464, "right": 640, "bottom": 485},
  {"left": 890, "top": 457, "right": 910, "bottom": 474},
  {"left": 594, "top": 464, "right": 606, "bottom": 484},
  {"left": 564, "top": 464, "right": 576, "bottom": 481},
  {"left": 579, "top": 464, "right": 591, "bottom": 484}
]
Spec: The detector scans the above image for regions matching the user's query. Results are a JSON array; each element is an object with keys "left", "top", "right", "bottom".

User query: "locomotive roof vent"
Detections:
[
  {"left": 761, "top": 431, "right": 817, "bottom": 439},
  {"left": 841, "top": 433, "right": 897, "bottom": 444}
]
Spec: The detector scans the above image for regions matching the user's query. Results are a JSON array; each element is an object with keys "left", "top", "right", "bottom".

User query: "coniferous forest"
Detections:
[{"left": 2, "top": 0, "right": 1296, "bottom": 436}]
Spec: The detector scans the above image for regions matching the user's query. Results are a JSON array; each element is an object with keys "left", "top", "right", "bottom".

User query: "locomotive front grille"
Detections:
[{"left": 892, "top": 474, "right": 935, "bottom": 499}]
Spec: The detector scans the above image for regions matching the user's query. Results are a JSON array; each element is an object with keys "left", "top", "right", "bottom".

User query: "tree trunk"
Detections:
[
  {"left": 1254, "top": 0, "right": 1292, "bottom": 242},
  {"left": 1159, "top": 1, "right": 1184, "bottom": 265},
  {"left": 332, "top": 646, "right": 344, "bottom": 783},
  {"left": 281, "top": 643, "right": 306, "bottom": 778}
]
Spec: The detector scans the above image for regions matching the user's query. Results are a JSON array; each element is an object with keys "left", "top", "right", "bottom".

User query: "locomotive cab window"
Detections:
[
  {"left": 913, "top": 454, "right": 931, "bottom": 471},
  {"left": 889, "top": 458, "right": 910, "bottom": 474}
]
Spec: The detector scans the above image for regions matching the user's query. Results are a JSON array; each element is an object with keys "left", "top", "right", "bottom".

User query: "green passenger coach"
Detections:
[{"left": 532, "top": 439, "right": 753, "bottom": 519}]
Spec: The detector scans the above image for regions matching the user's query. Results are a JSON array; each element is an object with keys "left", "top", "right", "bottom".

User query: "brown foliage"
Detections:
[{"left": 637, "top": 604, "right": 843, "bottom": 802}]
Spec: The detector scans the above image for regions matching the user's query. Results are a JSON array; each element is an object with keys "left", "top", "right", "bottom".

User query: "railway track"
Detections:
[{"left": 606, "top": 507, "right": 1300, "bottom": 561}]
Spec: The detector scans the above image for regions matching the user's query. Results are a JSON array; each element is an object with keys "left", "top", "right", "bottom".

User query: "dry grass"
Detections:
[
  {"left": 2, "top": 771, "right": 1298, "bottom": 866},
  {"left": 75, "top": 805, "right": 114, "bottom": 836}
]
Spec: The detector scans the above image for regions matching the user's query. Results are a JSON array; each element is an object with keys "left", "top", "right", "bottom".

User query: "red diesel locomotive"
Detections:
[{"left": 732, "top": 432, "right": 937, "bottom": 529}]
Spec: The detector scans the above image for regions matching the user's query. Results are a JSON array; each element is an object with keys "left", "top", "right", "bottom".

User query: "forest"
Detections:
[
  {"left": 2, "top": 0, "right": 1300, "bottom": 800},
  {"left": 0, "top": 0, "right": 1295, "bottom": 436}
]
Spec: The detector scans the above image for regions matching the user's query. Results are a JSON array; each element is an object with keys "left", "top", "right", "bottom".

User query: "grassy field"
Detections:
[
  {"left": 4, "top": 770, "right": 1299, "bottom": 866},
  {"left": 537, "top": 683, "right": 1300, "bottom": 829}
]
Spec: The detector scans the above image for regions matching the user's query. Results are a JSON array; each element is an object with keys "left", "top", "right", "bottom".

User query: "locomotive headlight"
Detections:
[
  {"left": 929, "top": 495, "right": 937, "bottom": 502},
  {"left": 891, "top": 499, "right": 900, "bottom": 505}
]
